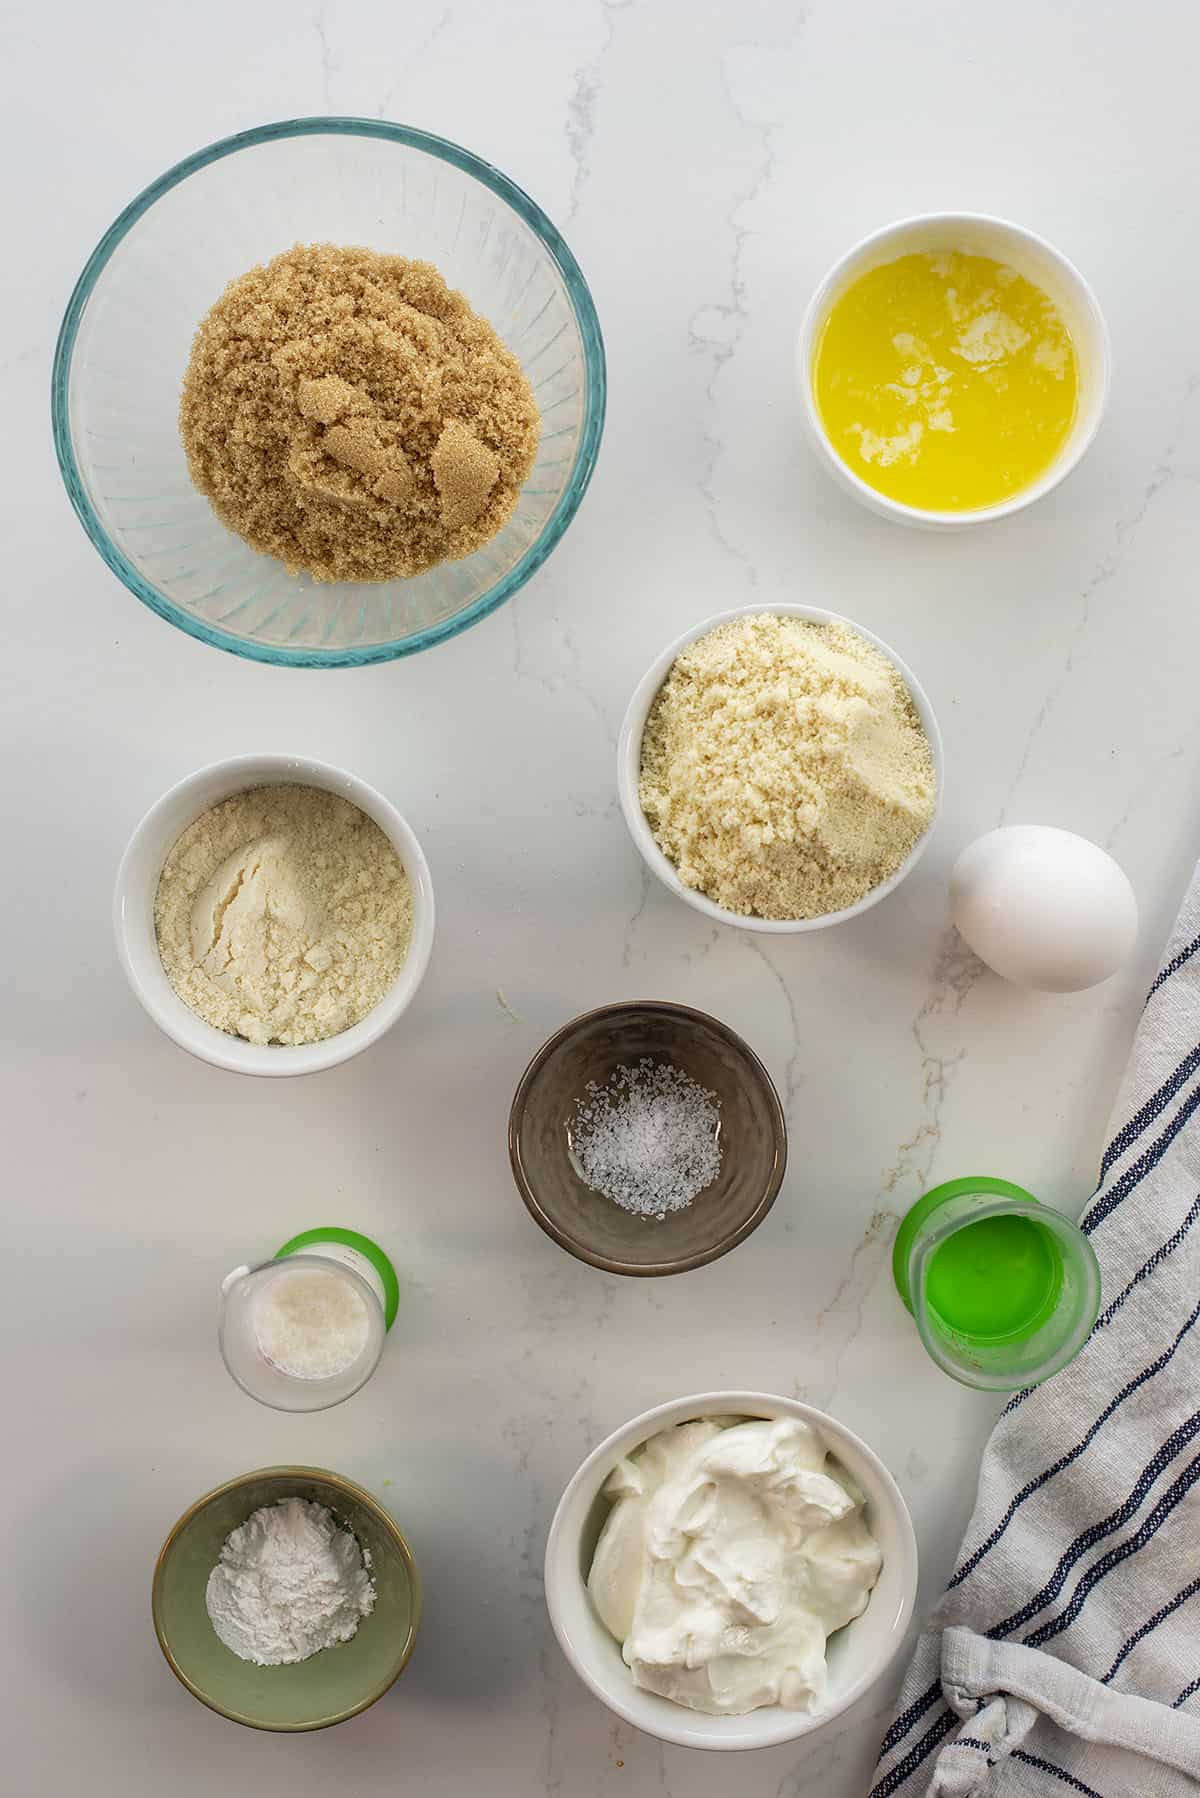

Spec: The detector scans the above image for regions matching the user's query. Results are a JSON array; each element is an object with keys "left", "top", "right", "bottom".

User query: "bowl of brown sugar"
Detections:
[{"left": 53, "top": 119, "right": 605, "bottom": 666}]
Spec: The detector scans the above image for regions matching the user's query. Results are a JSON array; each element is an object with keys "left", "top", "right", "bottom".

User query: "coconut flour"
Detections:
[
  {"left": 154, "top": 784, "right": 412, "bottom": 1046},
  {"left": 252, "top": 1265, "right": 371, "bottom": 1380}
]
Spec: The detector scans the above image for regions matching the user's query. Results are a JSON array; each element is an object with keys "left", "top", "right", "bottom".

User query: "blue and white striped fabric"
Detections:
[{"left": 872, "top": 869, "right": 1200, "bottom": 1798}]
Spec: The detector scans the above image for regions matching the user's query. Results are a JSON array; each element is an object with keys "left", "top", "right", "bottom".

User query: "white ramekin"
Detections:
[
  {"left": 114, "top": 754, "right": 435, "bottom": 1076},
  {"left": 544, "top": 1390, "right": 918, "bottom": 1751},
  {"left": 797, "top": 211, "right": 1111, "bottom": 529},
  {"left": 617, "top": 603, "right": 943, "bottom": 934}
]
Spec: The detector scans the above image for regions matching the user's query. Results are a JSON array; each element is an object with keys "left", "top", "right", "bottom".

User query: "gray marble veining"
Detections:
[{"left": 6, "top": 2, "right": 1200, "bottom": 1793}]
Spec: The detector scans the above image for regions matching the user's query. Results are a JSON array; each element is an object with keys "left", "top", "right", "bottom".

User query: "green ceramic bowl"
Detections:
[{"left": 152, "top": 1466, "right": 420, "bottom": 1731}]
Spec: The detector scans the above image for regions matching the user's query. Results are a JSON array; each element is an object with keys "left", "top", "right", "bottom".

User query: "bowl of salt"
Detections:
[{"left": 508, "top": 1001, "right": 787, "bottom": 1276}]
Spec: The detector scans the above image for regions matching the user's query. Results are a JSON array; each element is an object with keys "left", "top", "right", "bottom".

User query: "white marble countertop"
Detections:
[{"left": 6, "top": 1, "right": 1200, "bottom": 1792}]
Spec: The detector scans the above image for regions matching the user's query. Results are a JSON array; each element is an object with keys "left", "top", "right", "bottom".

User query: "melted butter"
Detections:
[{"left": 813, "top": 250, "right": 1078, "bottom": 511}]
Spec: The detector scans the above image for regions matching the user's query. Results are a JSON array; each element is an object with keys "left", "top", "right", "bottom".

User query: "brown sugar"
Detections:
[
  {"left": 432, "top": 420, "right": 500, "bottom": 529},
  {"left": 179, "top": 245, "right": 540, "bottom": 583}
]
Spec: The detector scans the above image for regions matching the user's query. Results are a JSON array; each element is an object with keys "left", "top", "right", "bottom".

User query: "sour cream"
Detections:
[{"left": 587, "top": 1416, "right": 882, "bottom": 1715}]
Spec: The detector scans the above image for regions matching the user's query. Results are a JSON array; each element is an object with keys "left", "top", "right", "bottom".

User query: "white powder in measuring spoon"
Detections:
[
  {"left": 570, "top": 1059, "right": 721, "bottom": 1218},
  {"left": 252, "top": 1266, "right": 370, "bottom": 1380},
  {"left": 206, "top": 1497, "right": 375, "bottom": 1665}
]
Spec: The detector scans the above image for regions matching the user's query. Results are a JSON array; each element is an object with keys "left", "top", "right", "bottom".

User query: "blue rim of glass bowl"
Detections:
[{"left": 50, "top": 116, "right": 607, "bottom": 669}]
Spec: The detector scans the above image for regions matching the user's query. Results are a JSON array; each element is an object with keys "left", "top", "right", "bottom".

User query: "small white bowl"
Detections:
[
  {"left": 617, "top": 603, "right": 943, "bottom": 933},
  {"left": 114, "top": 754, "right": 435, "bottom": 1076},
  {"left": 797, "top": 212, "right": 1111, "bottom": 530},
  {"left": 544, "top": 1390, "right": 918, "bottom": 1751}
]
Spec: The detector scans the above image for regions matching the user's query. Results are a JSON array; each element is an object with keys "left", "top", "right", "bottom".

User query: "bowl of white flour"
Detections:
[
  {"left": 114, "top": 753, "right": 435, "bottom": 1075},
  {"left": 152, "top": 1465, "right": 420, "bottom": 1730}
]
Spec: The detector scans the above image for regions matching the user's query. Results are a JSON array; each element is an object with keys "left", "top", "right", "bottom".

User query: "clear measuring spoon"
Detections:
[{"left": 219, "top": 1228, "right": 398, "bottom": 1413}]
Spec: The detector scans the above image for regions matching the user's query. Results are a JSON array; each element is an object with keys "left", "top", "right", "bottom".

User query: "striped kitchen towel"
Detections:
[{"left": 871, "top": 865, "right": 1200, "bottom": 1798}]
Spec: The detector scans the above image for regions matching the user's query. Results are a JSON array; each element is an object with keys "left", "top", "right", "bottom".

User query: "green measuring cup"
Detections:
[{"left": 892, "top": 1177, "right": 1101, "bottom": 1390}]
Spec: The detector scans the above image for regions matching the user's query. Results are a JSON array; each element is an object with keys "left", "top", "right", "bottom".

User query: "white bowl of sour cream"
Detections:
[{"left": 544, "top": 1391, "right": 917, "bottom": 1751}]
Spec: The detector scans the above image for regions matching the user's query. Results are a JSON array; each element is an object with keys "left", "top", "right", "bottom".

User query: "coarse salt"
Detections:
[{"left": 570, "top": 1059, "right": 721, "bottom": 1219}]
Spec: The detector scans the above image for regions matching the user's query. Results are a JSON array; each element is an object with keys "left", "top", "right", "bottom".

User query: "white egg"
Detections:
[{"left": 950, "top": 826, "right": 1138, "bottom": 993}]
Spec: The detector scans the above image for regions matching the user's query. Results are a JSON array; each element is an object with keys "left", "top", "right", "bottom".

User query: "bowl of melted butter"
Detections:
[{"left": 797, "top": 212, "right": 1110, "bottom": 528}]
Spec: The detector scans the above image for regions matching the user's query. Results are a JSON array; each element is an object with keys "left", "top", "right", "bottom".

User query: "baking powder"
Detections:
[{"left": 205, "top": 1497, "right": 376, "bottom": 1666}]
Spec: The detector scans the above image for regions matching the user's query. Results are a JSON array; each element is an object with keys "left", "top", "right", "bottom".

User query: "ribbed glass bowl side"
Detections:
[{"left": 52, "top": 118, "right": 605, "bottom": 666}]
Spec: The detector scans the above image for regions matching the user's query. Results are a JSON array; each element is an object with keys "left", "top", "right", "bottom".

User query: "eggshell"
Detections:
[{"left": 950, "top": 826, "right": 1138, "bottom": 993}]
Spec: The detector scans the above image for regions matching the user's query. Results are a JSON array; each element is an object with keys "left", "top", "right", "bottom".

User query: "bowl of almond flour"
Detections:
[
  {"left": 114, "top": 754, "right": 435, "bottom": 1075},
  {"left": 617, "top": 604, "right": 943, "bottom": 933}
]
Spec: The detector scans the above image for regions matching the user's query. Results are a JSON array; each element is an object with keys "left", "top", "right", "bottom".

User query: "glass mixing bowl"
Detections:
[{"left": 52, "top": 118, "right": 605, "bottom": 667}]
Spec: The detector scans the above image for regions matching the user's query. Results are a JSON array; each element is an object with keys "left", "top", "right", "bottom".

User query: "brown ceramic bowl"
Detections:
[{"left": 508, "top": 1001, "right": 787, "bottom": 1275}]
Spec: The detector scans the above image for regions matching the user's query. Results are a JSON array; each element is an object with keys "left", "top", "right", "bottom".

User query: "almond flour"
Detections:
[
  {"left": 154, "top": 784, "right": 412, "bottom": 1046},
  {"left": 639, "top": 613, "right": 936, "bottom": 921},
  {"left": 180, "top": 245, "right": 540, "bottom": 582}
]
